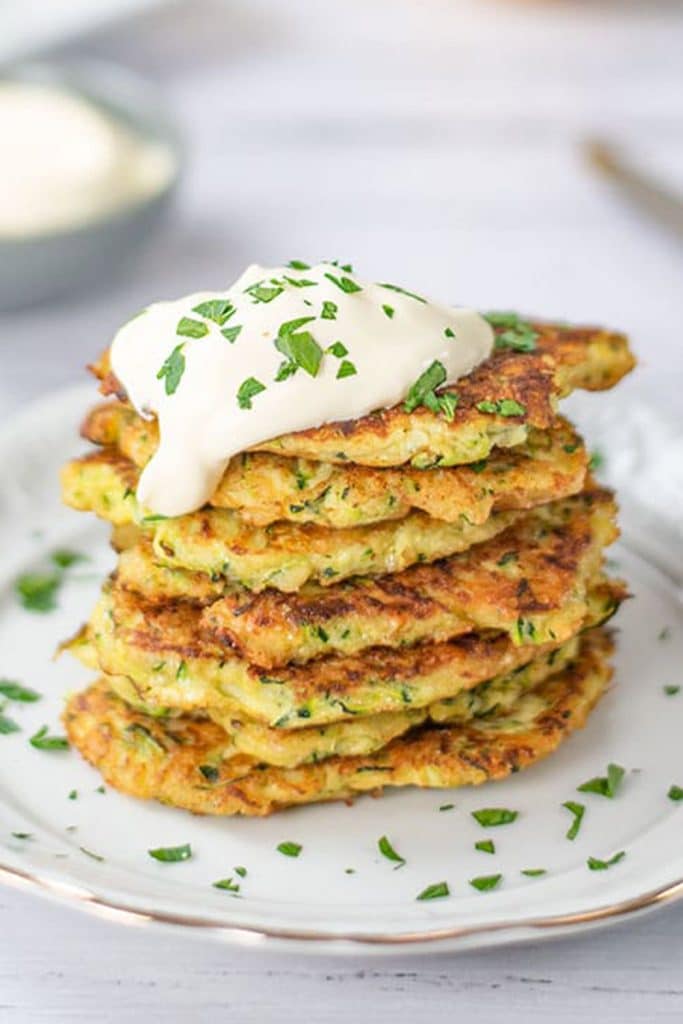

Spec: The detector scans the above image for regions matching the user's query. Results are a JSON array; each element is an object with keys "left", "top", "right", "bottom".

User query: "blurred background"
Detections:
[{"left": 0, "top": 0, "right": 681, "bottom": 425}]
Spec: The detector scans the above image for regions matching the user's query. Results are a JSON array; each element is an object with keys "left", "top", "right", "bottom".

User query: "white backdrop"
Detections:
[{"left": 1, "top": 1, "right": 682, "bottom": 1020}]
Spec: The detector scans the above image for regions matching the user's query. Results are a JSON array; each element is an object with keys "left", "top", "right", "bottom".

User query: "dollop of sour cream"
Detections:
[{"left": 111, "top": 263, "right": 494, "bottom": 516}]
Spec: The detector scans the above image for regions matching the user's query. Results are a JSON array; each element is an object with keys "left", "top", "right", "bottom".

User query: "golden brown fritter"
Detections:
[
  {"left": 90, "top": 321, "right": 634, "bottom": 468},
  {"left": 67, "top": 575, "right": 624, "bottom": 729},
  {"left": 106, "top": 635, "right": 581, "bottom": 768},
  {"left": 63, "top": 628, "right": 613, "bottom": 816},
  {"left": 81, "top": 403, "right": 588, "bottom": 529},
  {"left": 201, "top": 487, "right": 618, "bottom": 666},
  {"left": 61, "top": 453, "right": 523, "bottom": 591}
]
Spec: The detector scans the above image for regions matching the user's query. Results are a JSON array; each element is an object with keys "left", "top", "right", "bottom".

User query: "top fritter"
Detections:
[{"left": 90, "top": 262, "right": 635, "bottom": 517}]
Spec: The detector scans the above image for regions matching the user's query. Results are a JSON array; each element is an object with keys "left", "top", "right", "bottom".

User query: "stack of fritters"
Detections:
[{"left": 60, "top": 321, "right": 634, "bottom": 816}]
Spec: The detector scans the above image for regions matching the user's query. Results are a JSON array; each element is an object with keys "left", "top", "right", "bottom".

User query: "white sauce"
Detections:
[
  {"left": 111, "top": 263, "right": 494, "bottom": 516},
  {"left": 0, "top": 81, "right": 174, "bottom": 238}
]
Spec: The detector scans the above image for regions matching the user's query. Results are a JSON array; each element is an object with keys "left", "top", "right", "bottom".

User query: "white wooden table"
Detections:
[{"left": 1, "top": 1, "right": 682, "bottom": 1019}]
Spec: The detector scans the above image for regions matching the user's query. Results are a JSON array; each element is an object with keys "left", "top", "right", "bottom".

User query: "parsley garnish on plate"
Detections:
[
  {"left": 156, "top": 343, "right": 186, "bottom": 396},
  {"left": 237, "top": 377, "right": 266, "bottom": 410},
  {"left": 469, "top": 873, "right": 502, "bottom": 892},
  {"left": 277, "top": 841, "right": 302, "bottom": 858},
  {"left": 15, "top": 571, "right": 61, "bottom": 613},
  {"left": 244, "top": 281, "right": 284, "bottom": 304},
  {"left": 326, "top": 341, "right": 348, "bottom": 358},
  {"left": 0, "top": 713, "right": 20, "bottom": 735},
  {"left": 377, "top": 835, "right": 406, "bottom": 868},
  {"left": 562, "top": 800, "right": 586, "bottom": 840},
  {"left": 382, "top": 304, "right": 395, "bottom": 319},
  {"left": 29, "top": 726, "right": 68, "bottom": 751},
  {"left": 416, "top": 881, "right": 450, "bottom": 901},
  {"left": 521, "top": 868, "right": 547, "bottom": 877},
  {"left": 148, "top": 844, "right": 192, "bottom": 863},
  {"left": 51, "top": 549, "right": 87, "bottom": 570},
  {"left": 668, "top": 785, "right": 683, "bottom": 801},
  {"left": 438, "top": 803, "right": 454, "bottom": 812},
  {"left": 235, "top": 866, "right": 247, "bottom": 878},
  {"left": 658, "top": 626, "right": 671, "bottom": 642},
  {"left": 589, "top": 449, "right": 605, "bottom": 472},
  {"left": 287, "top": 260, "right": 310, "bottom": 270},
  {"left": 0, "top": 680, "right": 40, "bottom": 702},
  {"left": 68, "top": 790, "right": 78, "bottom": 801},
  {"left": 321, "top": 300, "right": 338, "bottom": 320},
  {"left": 471, "top": 808, "right": 518, "bottom": 827},
  {"left": 577, "top": 763, "right": 625, "bottom": 798},
  {"left": 11, "top": 832, "right": 33, "bottom": 840},
  {"left": 213, "top": 877, "right": 240, "bottom": 893},
  {"left": 587, "top": 851, "right": 626, "bottom": 871},
  {"left": 475, "top": 839, "right": 495, "bottom": 854},
  {"left": 403, "top": 361, "right": 458, "bottom": 420},
  {"left": 275, "top": 317, "right": 322, "bottom": 378},
  {"left": 80, "top": 846, "right": 105, "bottom": 863},
  {"left": 663, "top": 685, "right": 680, "bottom": 697}
]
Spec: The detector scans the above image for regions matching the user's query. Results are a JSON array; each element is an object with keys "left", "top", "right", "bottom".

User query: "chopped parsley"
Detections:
[
  {"left": 475, "top": 839, "right": 495, "bottom": 854},
  {"left": 156, "top": 344, "right": 186, "bottom": 396},
  {"left": 199, "top": 764, "right": 220, "bottom": 783},
  {"left": 485, "top": 312, "right": 538, "bottom": 353},
  {"left": 587, "top": 850, "right": 626, "bottom": 871},
  {"left": 29, "top": 726, "right": 68, "bottom": 751},
  {"left": 11, "top": 832, "right": 33, "bottom": 840},
  {"left": 321, "top": 300, "right": 338, "bottom": 320},
  {"left": 213, "top": 877, "right": 240, "bottom": 893},
  {"left": 326, "top": 341, "right": 348, "bottom": 358},
  {"left": 521, "top": 868, "right": 546, "bottom": 877},
  {"left": 324, "top": 273, "right": 362, "bottom": 294},
  {"left": 337, "top": 360, "right": 357, "bottom": 379},
  {"left": 176, "top": 316, "right": 209, "bottom": 339},
  {"left": 237, "top": 377, "right": 266, "bottom": 409},
  {"left": 403, "top": 360, "right": 447, "bottom": 414},
  {"left": 416, "top": 881, "right": 449, "bottom": 901},
  {"left": 444, "top": 327, "right": 455, "bottom": 339},
  {"left": 0, "top": 680, "right": 40, "bottom": 702},
  {"left": 148, "top": 843, "right": 192, "bottom": 863},
  {"left": 497, "top": 551, "right": 517, "bottom": 568},
  {"left": 51, "top": 549, "right": 87, "bottom": 570},
  {"left": 382, "top": 304, "right": 395, "bottom": 319},
  {"left": 68, "top": 790, "right": 78, "bottom": 801},
  {"left": 221, "top": 325, "right": 242, "bottom": 343},
  {"left": 663, "top": 685, "right": 680, "bottom": 697},
  {"left": 469, "top": 873, "right": 502, "bottom": 892},
  {"left": 191, "top": 299, "right": 235, "bottom": 325},
  {"left": 235, "top": 866, "right": 247, "bottom": 878},
  {"left": 563, "top": 800, "right": 586, "bottom": 840},
  {"left": 471, "top": 808, "right": 518, "bottom": 827},
  {"left": 378, "top": 282, "right": 426, "bottom": 303},
  {"left": 377, "top": 835, "right": 405, "bottom": 868},
  {"left": 277, "top": 841, "right": 302, "bottom": 858},
  {"left": 476, "top": 398, "right": 526, "bottom": 417},
  {"left": 275, "top": 317, "right": 322, "bottom": 378},
  {"left": 0, "top": 713, "right": 20, "bottom": 735},
  {"left": 79, "top": 846, "right": 105, "bottom": 863},
  {"left": 658, "top": 626, "right": 671, "bottom": 642},
  {"left": 589, "top": 449, "right": 605, "bottom": 472},
  {"left": 15, "top": 571, "right": 61, "bottom": 613},
  {"left": 577, "top": 763, "right": 625, "bottom": 798},
  {"left": 287, "top": 260, "right": 310, "bottom": 270},
  {"left": 668, "top": 785, "right": 683, "bottom": 801},
  {"left": 283, "top": 276, "right": 317, "bottom": 288},
  {"left": 438, "top": 803, "right": 455, "bottom": 812},
  {"left": 245, "top": 281, "right": 284, "bottom": 304}
]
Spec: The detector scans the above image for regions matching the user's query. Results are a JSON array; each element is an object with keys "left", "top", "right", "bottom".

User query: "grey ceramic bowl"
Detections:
[{"left": 0, "top": 60, "right": 182, "bottom": 311}]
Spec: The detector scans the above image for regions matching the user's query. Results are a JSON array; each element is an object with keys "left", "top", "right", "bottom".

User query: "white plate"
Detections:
[{"left": 0, "top": 385, "right": 682, "bottom": 956}]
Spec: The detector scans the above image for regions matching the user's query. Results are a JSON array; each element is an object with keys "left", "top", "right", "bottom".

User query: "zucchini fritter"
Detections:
[
  {"left": 63, "top": 628, "right": 613, "bottom": 816},
  {"left": 201, "top": 487, "right": 618, "bottom": 666},
  {"left": 81, "top": 404, "right": 588, "bottom": 529},
  {"left": 66, "top": 576, "right": 624, "bottom": 729},
  {"left": 107, "top": 635, "right": 581, "bottom": 768},
  {"left": 90, "top": 321, "right": 634, "bottom": 468},
  {"left": 61, "top": 454, "right": 522, "bottom": 591}
]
